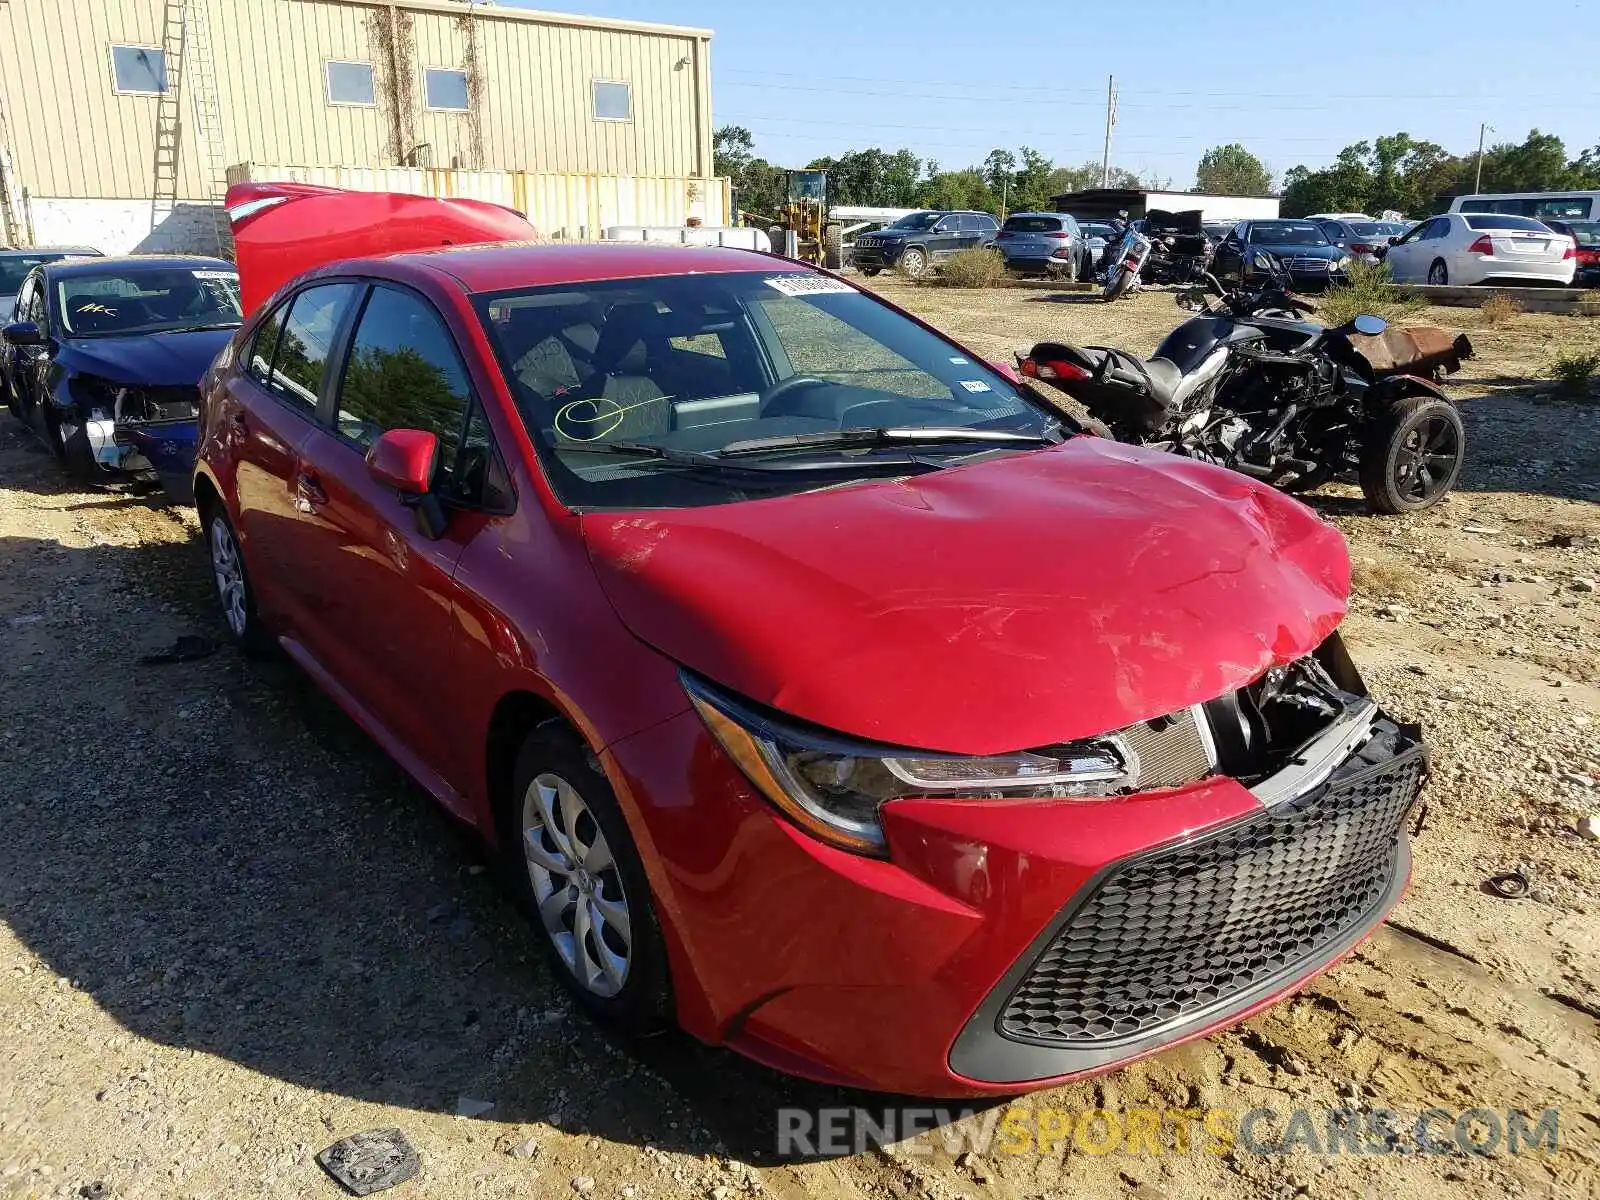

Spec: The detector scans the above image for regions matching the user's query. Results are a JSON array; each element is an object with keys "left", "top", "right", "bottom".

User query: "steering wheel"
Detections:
[{"left": 760, "top": 375, "right": 833, "bottom": 415}]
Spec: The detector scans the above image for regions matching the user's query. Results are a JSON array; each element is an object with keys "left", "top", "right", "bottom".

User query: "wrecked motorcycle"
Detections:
[
  {"left": 1142, "top": 209, "right": 1215, "bottom": 286},
  {"left": 1018, "top": 256, "right": 1474, "bottom": 514},
  {"left": 1099, "top": 226, "right": 1152, "bottom": 301}
]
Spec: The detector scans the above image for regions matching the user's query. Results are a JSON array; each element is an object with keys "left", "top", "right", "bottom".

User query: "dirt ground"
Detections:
[{"left": 2, "top": 285, "right": 1598, "bottom": 1200}]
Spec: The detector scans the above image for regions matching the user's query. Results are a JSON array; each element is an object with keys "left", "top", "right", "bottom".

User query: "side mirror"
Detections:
[
  {"left": 1352, "top": 314, "right": 1388, "bottom": 336},
  {"left": 366, "top": 428, "right": 437, "bottom": 495},
  {"left": 2, "top": 321, "right": 43, "bottom": 346},
  {"left": 367, "top": 428, "right": 448, "bottom": 539}
]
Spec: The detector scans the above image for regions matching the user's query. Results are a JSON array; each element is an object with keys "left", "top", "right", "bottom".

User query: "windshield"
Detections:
[
  {"left": 1250, "top": 222, "right": 1331, "bottom": 246},
  {"left": 1563, "top": 220, "right": 1599, "bottom": 247},
  {"left": 0, "top": 254, "right": 75, "bottom": 293},
  {"left": 1345, "top": 221, "right": 1386, "bottom": 238},
  {"left": 476, "top": 270, "right": 1058, "bottom": 509},
  {"left": 886, "top": 212, "right": 942, "bottom": 231},
  {"left": 56, "top": 267, "right": 242, "bottom": 337},
  {"left": 1002, "top": 216, "right": 1063, "bottom": 233}
]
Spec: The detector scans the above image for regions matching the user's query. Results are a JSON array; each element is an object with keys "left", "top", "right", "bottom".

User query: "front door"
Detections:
[
  {"left": 228, "top": 280, "right": 363, "bottom": 637},
  {"left": 292, "top": 282, "right": 503, "bottom": 789},
  {"left": 10, "top": 274, "right": 49, "bottom": 417},
  {"left": 1383, "top": 222, "right": 1430, "bottom": 282},
  {"left": 930, "top": 216, "right": 965, "bottom": 260}
]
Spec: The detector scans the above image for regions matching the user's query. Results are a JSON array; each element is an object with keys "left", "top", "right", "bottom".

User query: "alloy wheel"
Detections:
[
  {"left": 1428, "top": 261, "right": 1448, "bottom": 285},
  {"left": 900, "top": 248, "right": 928, "bottom": 278},
  {"left": 1392, "top": 413, "right": 1461, "bottom": 505},
  {"left": 522, "top": 772, "right": 632, "bottom": 998},
  {"left": 209, "top": 516, "right": 248, "bottom": 637}
]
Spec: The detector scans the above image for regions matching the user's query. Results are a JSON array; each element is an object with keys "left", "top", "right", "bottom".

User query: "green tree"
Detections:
[
  {"left": 1195, "top": 144, "right": 1272, "bottom": 196},
  {"left": 916, "top": 168, "right": 996, "bottom": 213},
  {"left": 1010, "top": 147, "right": 1056, "bottom": 213},
  {"left": 981, "top": 149, "right": 1017, "bottom": 200}
]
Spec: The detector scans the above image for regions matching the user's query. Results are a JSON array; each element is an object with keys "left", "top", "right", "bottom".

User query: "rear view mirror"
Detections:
[
  {"left": 2, "top": 321, "right": 43, "bottom": 346},
  {"left": 1352, "top": 315, "right": 1389, "bottom": 336},
  {"left": 366, "top": 428, "right": 438, "bottom": 495}
]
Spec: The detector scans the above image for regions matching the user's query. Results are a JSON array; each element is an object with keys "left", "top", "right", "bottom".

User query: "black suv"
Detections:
[{"left": 851, "top": 211, "right": 1000, "bottom": 279}]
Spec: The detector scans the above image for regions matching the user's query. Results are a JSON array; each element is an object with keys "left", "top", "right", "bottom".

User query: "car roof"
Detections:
[
  {"left": 44, "top": 253, "right": 235, "bottom": 279},
  {"left": 1005, "top": 211, "right": 1065, "bottom": 218},
  {"left": 374, "top": 241, "right": 810, "bottom": 294}
]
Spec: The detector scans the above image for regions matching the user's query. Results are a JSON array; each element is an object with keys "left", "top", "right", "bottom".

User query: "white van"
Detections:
[{"left": 1449, "top": 191, "right": 1599, "bottom": 221}]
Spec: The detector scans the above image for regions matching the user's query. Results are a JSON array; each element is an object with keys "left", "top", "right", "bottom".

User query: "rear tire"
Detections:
[
  {"left": 823, "top": 223, "right": 844, "bottom": 270},
  {"left": 898, "top": 246, "right": 930, "bottom": 280},
  {"left": 502, "top": 724, "right": 672, "bottom": 1035},
  {"left": 1358, "top": 395, "right": 1465, "bottom": 514},
  {"left": 201, "top": 499, "right": 276, "bottom": 656},
  {"left": 1427, "top": 259, "right": 1448, "bottom": 285}
]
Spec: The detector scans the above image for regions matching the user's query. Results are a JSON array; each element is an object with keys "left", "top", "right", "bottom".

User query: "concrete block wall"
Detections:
[{"left": 27, "top": 198, "right": 232, "bottom": 258}]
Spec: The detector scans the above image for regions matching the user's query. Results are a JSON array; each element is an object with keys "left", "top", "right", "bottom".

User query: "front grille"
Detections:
[
  {"left": 1287, "top": 257, "right": 1331, "bottom": 273},
  {"left": 998, "top": 739, "right": 1423, "bottom": 1047},
  {"left": 1118, "top": 707, "right": 1213, "bottom": 790},
  {"left": 119, "top": 386, "right": 200, "bottom": 424}
]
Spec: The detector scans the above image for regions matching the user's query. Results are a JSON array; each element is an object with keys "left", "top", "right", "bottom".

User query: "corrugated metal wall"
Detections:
[
  {"left": 229, "top": 161, "right": 731, "bottom": 235},
  {"left": 0, "top": 0, "right": 713, "bottom": 202}
]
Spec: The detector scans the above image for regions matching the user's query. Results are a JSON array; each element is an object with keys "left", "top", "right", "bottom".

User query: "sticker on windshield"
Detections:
[
  {"left": 958, "top": 380, "right": 992, "bottom": 393},
  {"left": 192, "top": 270, "right": 238, "bottom": 281},
  {"left": 764, "top": 275, "right": 854, "bottom": 297},
  {"left": 949, "top": 356, "right": 969, "bottom": 365}
]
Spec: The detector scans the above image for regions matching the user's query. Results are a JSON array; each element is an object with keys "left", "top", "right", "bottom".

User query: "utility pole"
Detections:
[
  {"left": 1473, "top": 122, "right": 1493, "bottom": 195},
  {"left": 1100, "top": 75, "right": 1116, "bottom": 188}
]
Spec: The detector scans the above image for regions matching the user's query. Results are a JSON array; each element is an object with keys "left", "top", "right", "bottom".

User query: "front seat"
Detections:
[{"left": 552, "top": 303, "right": 672, "bottom": 444}]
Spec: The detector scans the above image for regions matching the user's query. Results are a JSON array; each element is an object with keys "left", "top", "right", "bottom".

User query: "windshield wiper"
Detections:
[
  {"left": 714, "top": 426, "right": 1062, "bottom": 459},
  {"left": 559, "top": 437, "right": 954, "bottom": 475}
]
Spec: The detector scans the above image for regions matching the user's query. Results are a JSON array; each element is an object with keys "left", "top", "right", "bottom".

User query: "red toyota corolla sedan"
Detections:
[{"left": 193, "top": 186, "right": 1426, "bottom": 1097}]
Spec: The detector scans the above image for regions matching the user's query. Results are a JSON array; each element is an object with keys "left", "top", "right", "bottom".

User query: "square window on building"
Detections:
[
  {"left": 326, "top": 60, "right": 376, "bottom": 107},
  {"left": 111, "top": 44, "right": 167, "bottom": 95},
  {"left": 593, "top": 80, "right": 631, "bottom": 121},
  {"left": 424, "top": 67, "right": 470, "bottom": 112}
]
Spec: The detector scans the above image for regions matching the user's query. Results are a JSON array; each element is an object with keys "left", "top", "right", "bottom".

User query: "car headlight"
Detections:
[
  {"left": 1335, "top": 256, "right": 1352, "bottom": 272},
  {"left": 684, "top": 673, "right": 1137, "bottom": 856}
]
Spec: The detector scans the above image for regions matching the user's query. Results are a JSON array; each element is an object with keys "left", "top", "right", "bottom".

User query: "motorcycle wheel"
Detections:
[
  {"left": 1104, "top": 269, "right": 1135, "bottom": 302},
  {"left": 1358, "top": 396, "right": 1465, "bottom": 514}
]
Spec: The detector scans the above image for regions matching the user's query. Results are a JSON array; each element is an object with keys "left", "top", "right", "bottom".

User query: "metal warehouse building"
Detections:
[{"left": 0, "top": 0, "right": 719, "bottom": 254}]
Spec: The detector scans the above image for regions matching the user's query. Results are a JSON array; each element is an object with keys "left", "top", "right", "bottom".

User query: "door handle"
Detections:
[{"left": 295, "top": 471, "right": 328, "bottom": 510}]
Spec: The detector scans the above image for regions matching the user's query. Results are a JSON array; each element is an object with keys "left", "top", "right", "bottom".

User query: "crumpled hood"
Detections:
[
  {"left": 582, "top": 438, "right": 1350, "bottom": 755},
  {"left": 61, "top": 327, "right": 235, "bottom": 387}
]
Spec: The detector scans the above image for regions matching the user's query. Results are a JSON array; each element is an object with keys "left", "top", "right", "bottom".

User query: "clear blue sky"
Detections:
[{"left": 509, "top": 0, "right": 1598, "bottom": 187}]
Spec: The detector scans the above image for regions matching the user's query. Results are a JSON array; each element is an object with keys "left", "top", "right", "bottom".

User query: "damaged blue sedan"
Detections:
[{"left": 2, "top": 255, "right": 241, "bottom": 502}]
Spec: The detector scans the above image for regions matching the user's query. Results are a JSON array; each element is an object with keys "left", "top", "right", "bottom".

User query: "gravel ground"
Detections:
[{"left": 2, "top": 288, "right": 1598, "bottom": 1200}]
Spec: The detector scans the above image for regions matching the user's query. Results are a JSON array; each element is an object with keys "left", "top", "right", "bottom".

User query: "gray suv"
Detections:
[
  {"left": 851, "top": 210, "right": 1000, "bottom": 279},
  {"left": 995, "top": 212, "right": 1089, "bottom": 279}
]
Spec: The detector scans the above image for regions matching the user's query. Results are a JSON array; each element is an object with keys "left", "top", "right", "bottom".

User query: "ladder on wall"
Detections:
[{"left": 151, "top": 0, "right": 231, "bottom": 256}]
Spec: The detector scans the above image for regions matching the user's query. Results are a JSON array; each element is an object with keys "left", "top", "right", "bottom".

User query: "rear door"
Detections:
[
  {"left": 292, "top": 281, "right": 509, "bottom": 791},
  {"left": 969, "top": 213, "right": 999, "bottom": 249},
  {"left": 226, "top": 280, "right": 362, "bottom": 635}
]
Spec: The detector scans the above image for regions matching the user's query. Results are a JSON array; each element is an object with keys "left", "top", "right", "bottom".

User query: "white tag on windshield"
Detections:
[
  {"left": 192, "top": 270, "right": 238, "bottom": 281},
  {"left": 958, "top": 380, "right": 992, "bottom": 393},
  {"left": 764, "top": 274, "right": 854, "bottom": 297}
]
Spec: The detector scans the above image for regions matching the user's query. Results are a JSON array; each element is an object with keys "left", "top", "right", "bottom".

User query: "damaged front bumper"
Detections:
[
  {"left": 53, "top": 382, "right": 200, "bottom": 499},
  {"left": 605, "top": 636, "right": 1427, "bottom": 1097}
]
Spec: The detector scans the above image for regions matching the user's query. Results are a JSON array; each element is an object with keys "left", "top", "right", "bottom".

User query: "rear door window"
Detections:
[{"left": 260, "top": 282, "right": 360, "bottom": 414}]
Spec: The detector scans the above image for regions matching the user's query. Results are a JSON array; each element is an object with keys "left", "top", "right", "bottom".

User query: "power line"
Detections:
[
  {"left": 720, "top": 66, "right": 1586, "bottom": 103},
  {"left": 720, "top": 111, "right": 1352, "bottom": 145}
]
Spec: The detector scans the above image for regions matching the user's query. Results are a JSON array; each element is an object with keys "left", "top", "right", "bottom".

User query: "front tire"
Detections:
[
  {"left": 504, "top": 724, "right": 672, "bottom": 1033},
  {"left": 1359, "top": 395, "right": 1465, "bottom": 514},
  {"left": 859, "top": 265, "right": 881, "bottom": 277},
  {"left": 898, "top": 246, "right": 930, "bottom": 280},
  {"left": 1104, "top": 267, "right": 1135, "bottom": 301},
  {"left": 1428, "top": 259, "right": 1448, "bottom": 285}
]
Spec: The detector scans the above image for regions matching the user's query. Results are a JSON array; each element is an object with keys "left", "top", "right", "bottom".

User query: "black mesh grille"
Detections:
[{"left": 998, "top": 743, "right": 1424, "bottom": 1046}]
